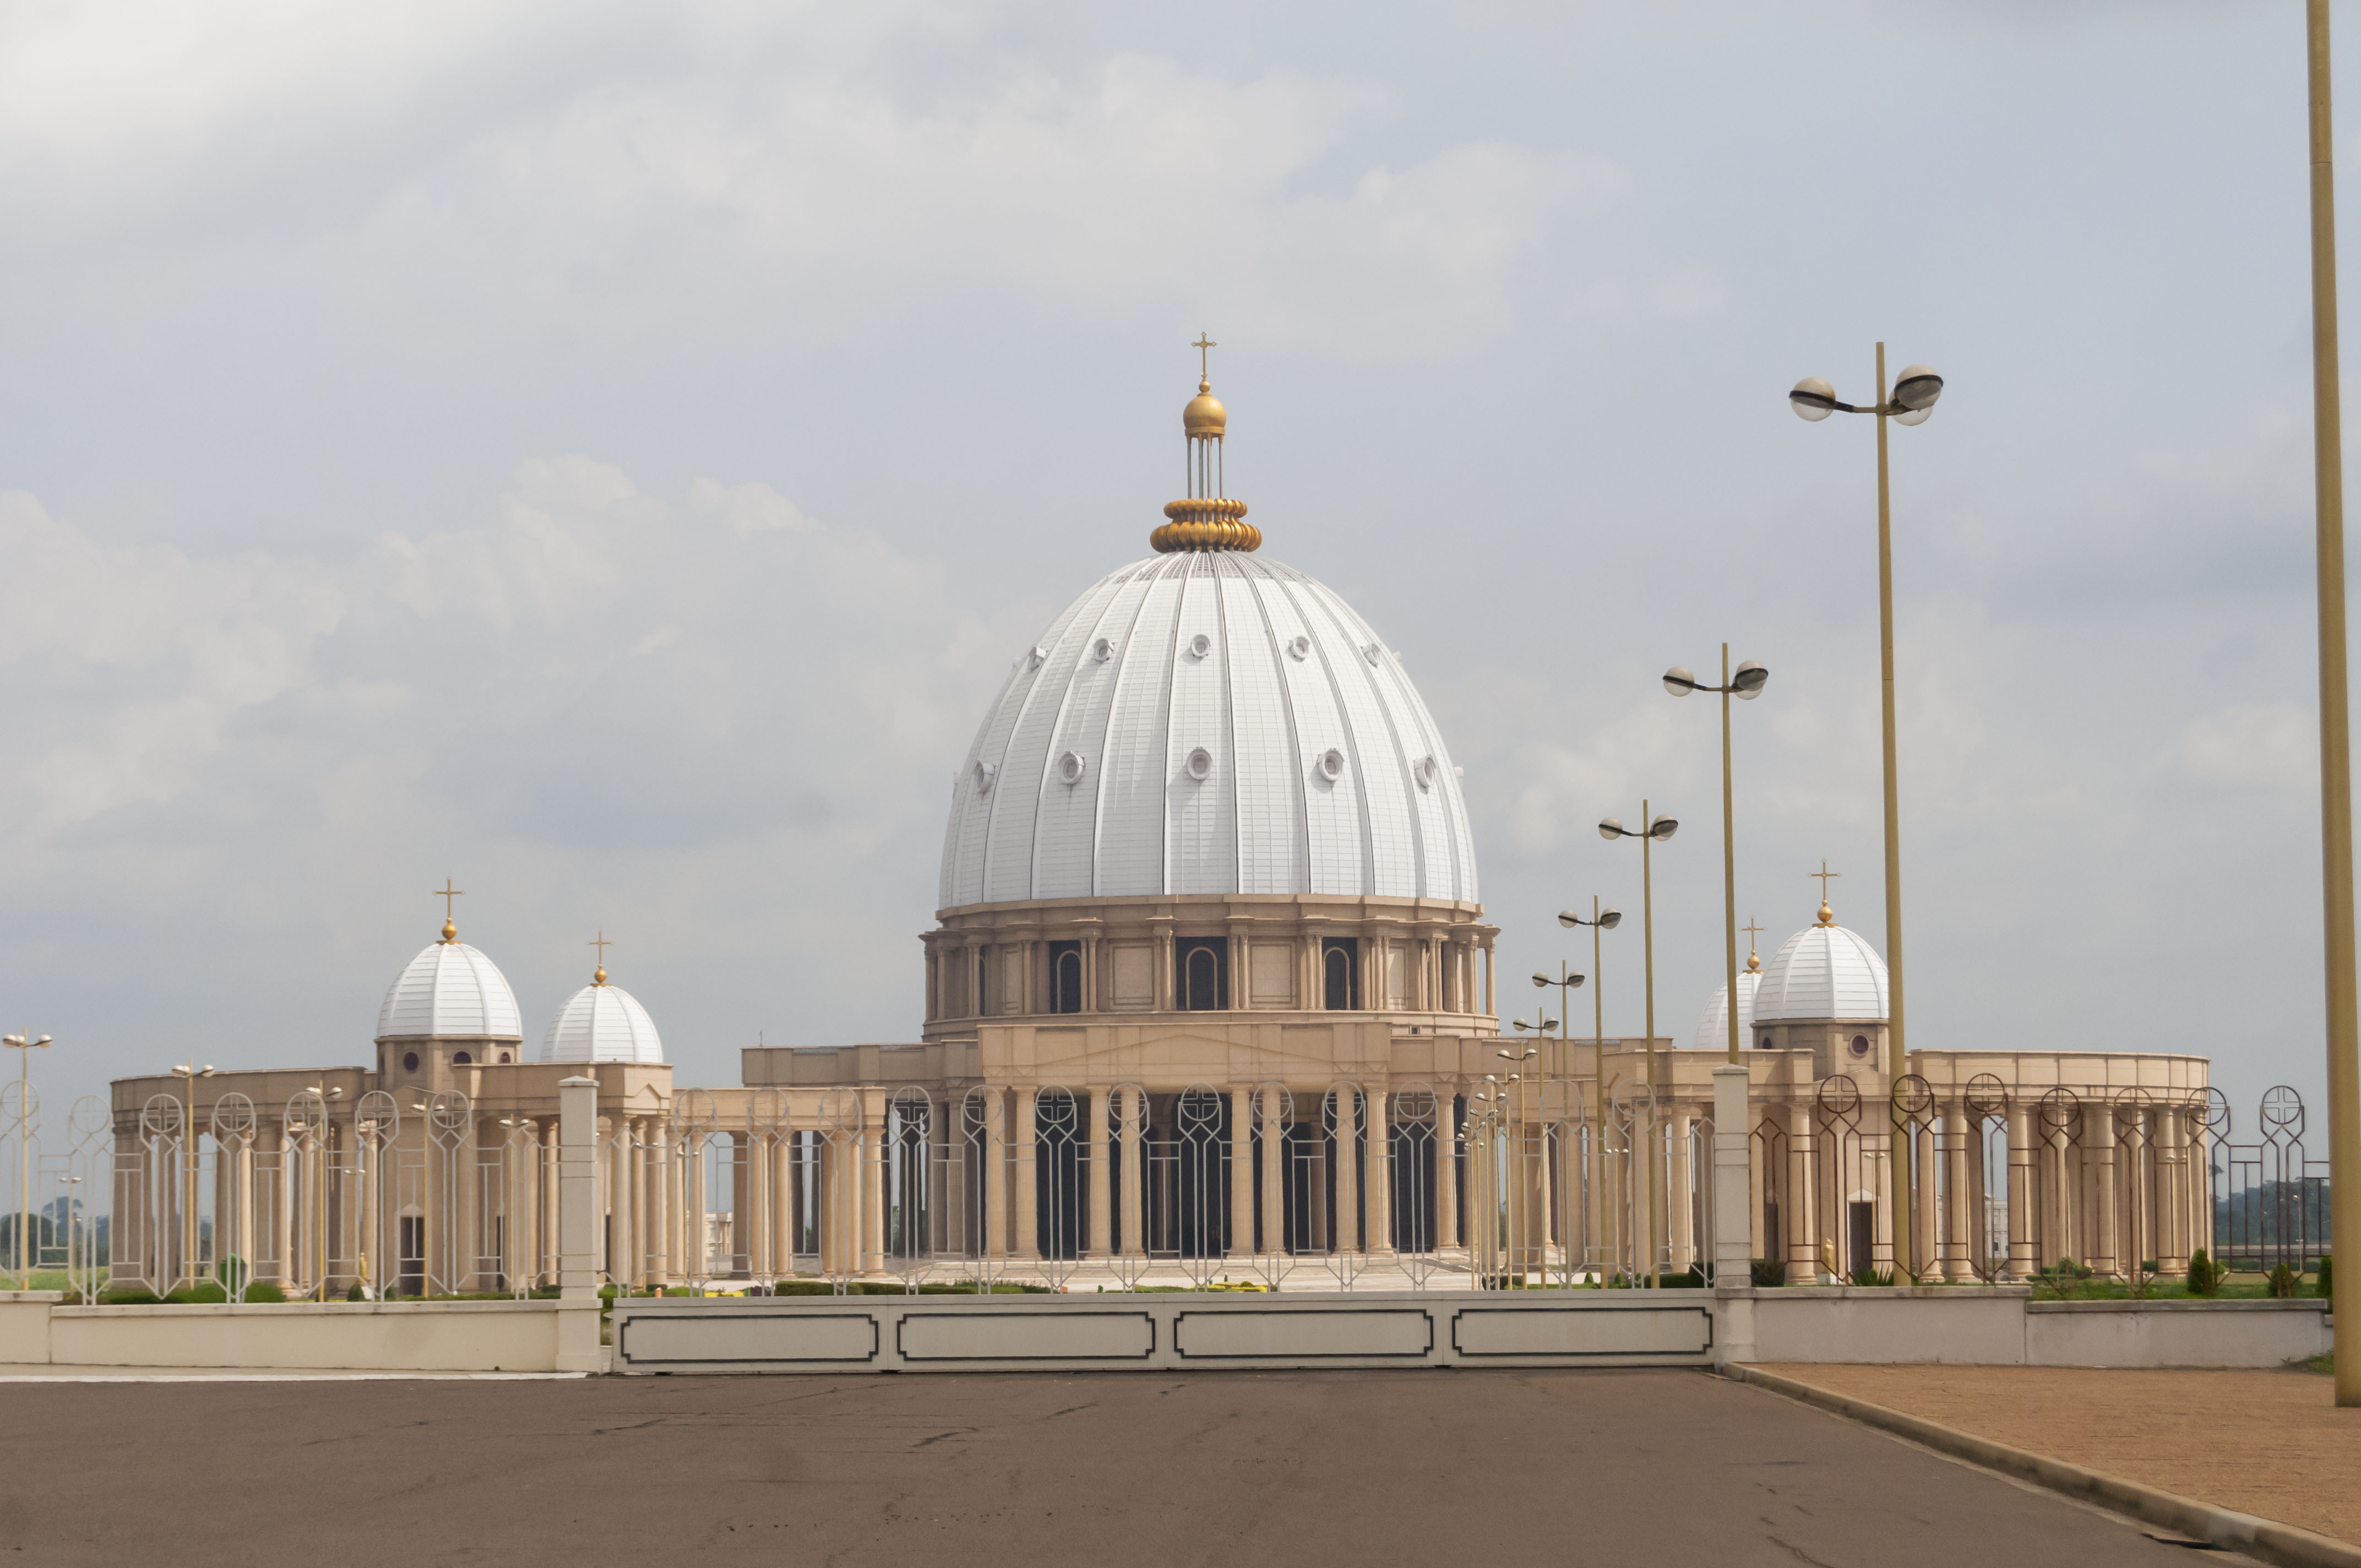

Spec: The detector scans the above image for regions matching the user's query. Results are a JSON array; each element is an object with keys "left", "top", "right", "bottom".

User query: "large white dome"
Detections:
[
  {"left": 1692, "top": 968, "right": 1764, "bottom": 1050},
  {"left": 939, "top": 551, "right": 1478, "bottom": 907},
  {"left": 377, "top": 939, "right": 524, "bottom": 1040},
  {"left": 540, "top": 981, "right": 664, "bottom": 1064},
  {"left": 1753, "top": 917, "right": 1889, "bottom": 1022}
]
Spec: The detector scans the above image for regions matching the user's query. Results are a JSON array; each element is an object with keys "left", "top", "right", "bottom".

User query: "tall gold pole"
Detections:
[
  {"left": 1720, "top": 644, "right": 1740, "bottom": 1065},
  {"left": 2304, "top": 0, "right": 2360, "bottom": 1407},
  {"left": 1641, "top": 799, "right": 1659, "bottom": 1285},
  {"left": 1873, "top": 342, "right": 1916, "bottom": 1282}
]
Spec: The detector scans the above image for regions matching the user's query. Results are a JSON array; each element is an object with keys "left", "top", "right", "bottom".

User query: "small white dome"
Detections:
[
  {"left": 377, "top": 941, "right": 524, "bottom": 1041},
  {"left": 1753, "top": 919, "right": 1889, "bottom": 1022},
  {"left": 1692, "top": 968, "right": 1764, "bottom": 1050},
  {"left": 540, "top": 982, "right": 664, "bottom": 1064}
]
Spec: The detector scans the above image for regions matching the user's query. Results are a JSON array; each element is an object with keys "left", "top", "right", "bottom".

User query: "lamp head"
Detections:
[
  {"left": 1647, "top": 816, "right": 1679, "bottom": 841},
  {"left": 1598, "top": 816, "right": 1625, "bottom": 840},
  {"left": 1599, "top": 907, "right": 1623, "bottom": 929},
  {"left": 1731, "top": 660, "right": 1769, "bottom": 699},
  {"left": 1890, "top": 364, "right": 1943, "bottom": 421},
  {"left": 1789, "top": 376, "right": 1837, "bottom": 421},
  {"left": 1570, "top": 973, "right": 1586, "bottom": 988},
  {"left": 2, "top": 1036, "right": 20, "bottom": 1047},
  {"left": 1557, "top": 910, "right": 1581, "bottom": 928},
  {"left": 1663, "top": 666, "right": 1698, "bottom": 697},
  {"left": 1532, "top": 973, "right": 1549, "bottom": 987}
]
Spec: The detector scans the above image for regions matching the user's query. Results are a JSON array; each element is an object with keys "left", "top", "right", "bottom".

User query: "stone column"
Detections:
[
  {"left": 556, "top": 1077, "right": 600, "bottom": 1371},
  {"left": 1364, "top": 1087, "right": 1394, "bottom": 1255},
  {"left": 984, "top": 1092, "right": 1008, "bottom": 1259},
  {"left": 1228, "top": 930, "right": 1247, "bottom": 1011},
  {"left": 964, "top": 939, "right": 984, "bottom": 1017},
  {"left": 859, "top": 1096, "right": 885, "bottom": 1276},
  {"left": 2156, "top": 1107, "right": 2189, "bottom": 1273},
  {"left": 1259, "top": 1085, "right": 1285, "bottom": 1257},
  {"left": 1014, "top": 1088, "right": 1040, "bottom": 1260},
  {"left": 1481, "top": 937, "right": 1495, "bottom": 1017},
  {"left": 1668, "top": 1110, "right": 1695, "bottom": 1268},
  {"left": 1119, "top": 1087, "right": 1145, "bottom": 1259},
  {"left": 1434, "top": 1084, "right": 1461, "bottom": 1250},
  {"left": 2089, "top": 1104, "right": 2118, "bottom": 1277},
  {"left": 1087, "top": 1088, "right": 1113, "bottom": 1257},
  {"left": 1228, "top": 1087, "right": 1254, "bottom": 1257},
  {"left": 1940, "top": 1103, "right": 1971, "bottom": 1281},
  {"left": 2006, "top": 1103, "right": 2035, "bottom": 1280},
  {"left": 1332, "top": 1087, "right": 1360, "bottom": 1253},
  {"left": 1710, "top": 1067, "right": 1753, "bottom": 1298},
  {"left": 1786, "top": 1101, "right": 1819, "bottom": 1282}
]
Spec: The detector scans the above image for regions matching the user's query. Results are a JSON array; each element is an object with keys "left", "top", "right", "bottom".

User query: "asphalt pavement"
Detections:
[{"left": 0, "top": 1368, "right": 2231, "bottom": 1565}]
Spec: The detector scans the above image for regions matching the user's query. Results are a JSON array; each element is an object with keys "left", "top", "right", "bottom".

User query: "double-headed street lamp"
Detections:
[
  {"left": 1556, "top": 903, "right": 1619, "bottom": 1281},
  {"left": 4, "top": 1030, "right": 51, "bottom": 1286},
  {"left": 1791, "top": 345, "right": 1943, "bottom": 1280},
  {"left": 170, "top": 1061, "right": 214, "bottom": 1288},
  {"left": 1665, "top": 651, "right": 1769, "bottom": 1065},
  {"left": 1600, "top": 808, "right": 1675, "bottom": 1284}
]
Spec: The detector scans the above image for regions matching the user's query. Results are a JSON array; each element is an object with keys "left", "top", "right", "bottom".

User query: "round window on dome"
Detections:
[
  {"left": 1185, "top": 746, "right": 1212, "bottom": 781},
  {"left": 1318, "top": 748, "right": 1346, "bottom": 782},
  {"left": 1849, "top": 1034, "right": 1870, "bottom": 1058},
  {"left": 1287, "top": 635, "right": 1310, "bottom": 661},
  {"left": 1413, "top": 754, "right": 1438, "bottom": 791},
  {"left": 1058, "top": 750, "right": 1086, "bottom": 785},
  {"left": 453, "top": 1052, "right": 471, "bottom": 1065},
  {"left": 402, "top": 1052, "right": 420, "bottom": 1073},
  {"left": 1362, "top": 642, "right": 1383, "bottom": 666},
  {"left": 972, "top": 760, "right": 997, "bottom": 794},
  {"left": 1188, "top": 633, "right": 1211, "bottom": 660},
  {"left": 1026, "top": 645, "right": 1047, "bottom": 669},
  {"left": 499, "top": 1052, "right": 512, "bottom": 1064},
  {"left": 1092, "top": 636, "right": 1114, "bottom": 662}
]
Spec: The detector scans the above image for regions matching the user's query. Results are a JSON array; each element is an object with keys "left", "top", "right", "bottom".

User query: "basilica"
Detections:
[{"left": 109, "top": 362, "right": 2213, "bottom": 1300}]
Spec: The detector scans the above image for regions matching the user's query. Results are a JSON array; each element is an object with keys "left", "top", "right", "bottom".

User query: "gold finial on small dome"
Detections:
[
  {"left": 589, "top": 930, "right": 613, "bottom": 986},
  {"left": 1743, "top": 916, "right": 1764, "bottom": 971},
  {"left": 1154, "top": 334, "right": 1261, "bottom": 553},
  {"left": 1810, "top": 861, "right": 1840, "bottom": 927},
  {"left": 433, "top": 878, "right": 464, "bottom": 944}
]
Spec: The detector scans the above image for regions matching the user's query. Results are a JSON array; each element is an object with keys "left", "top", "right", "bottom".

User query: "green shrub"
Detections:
[
  {"left": 164, "top": 1283, "right": 227, "bottom": 1304},
  {"left": 1847, "top": 1265, "right": 1896, "bottom": 1288},
  {"left": 346, "top": 1281, "right": 366, "bottom": 1302},
  {"left": 2268, "top": 1262, "right": 2300, "bottom": 1299},
  {"left": 1657, "top": 1267, "right": 1706, "bottom": 1289},
  {"left": 2186, "top": 1248, "right": 2225, "bottom": 1297},
  {"left": 2316, "top": 1255, "right": 2334, "bottom": 1299},
  {"left": 238, "top": 1280, "right": 287, "bottom": 1303},
  {"left": 1750, "top": 1257, "right": 1785, "bottom": 1287},
  {"left": 215, "top": 1256, "right": 248, "bottom": 1293}
]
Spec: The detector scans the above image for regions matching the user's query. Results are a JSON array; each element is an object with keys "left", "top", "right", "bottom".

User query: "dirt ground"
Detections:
[{"left": 1761, "top": 1364, "right": 2360, "bottom": 1547}]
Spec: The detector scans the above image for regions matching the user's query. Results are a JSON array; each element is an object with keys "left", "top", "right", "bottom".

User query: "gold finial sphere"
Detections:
[
  {"left": 441, "top": 919, "right": 458, "bottom": 944},
  {"left": 594, "top": 964, "right": 607, "bottom": 986},
  {"left": 1816, "top": 902, "right": 1835, "bottom": 928},
  {"left": 1747, "top": 949, "right": 1761, "bottom": 973}
]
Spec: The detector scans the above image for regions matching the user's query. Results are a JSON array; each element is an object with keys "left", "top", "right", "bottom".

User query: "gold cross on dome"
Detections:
[
  {"left": 589, "top": 931, "right": 612, "bottom": 965},
  {"left": 1810, "top": 861, "right": 1840, "bottom": 900},
  {"left": 1742, "top": 916, "right": 1765, "bottom": 949},
  {"left": 433, "top": 879, "right": 464, "bottom": 922},
  {"left": 1192, "top": 331, "right": 1216, "bottom": 378}
]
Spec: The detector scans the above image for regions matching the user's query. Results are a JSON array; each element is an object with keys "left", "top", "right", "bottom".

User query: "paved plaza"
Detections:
[
  {"left": 0, "top": 1368, "right": 2229, "bottom": 1565},
  {"left": 1762, "top": 1363, "right": 2359, "bottom": 1549}
]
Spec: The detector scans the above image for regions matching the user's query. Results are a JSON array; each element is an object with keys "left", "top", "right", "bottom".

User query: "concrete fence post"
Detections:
[
  {"left": 556, "top": 1076, "right": 602, "bottom": 1373},
  {"left": 1710, "top": 1064, "right": 1756, "bottom": 1365}
]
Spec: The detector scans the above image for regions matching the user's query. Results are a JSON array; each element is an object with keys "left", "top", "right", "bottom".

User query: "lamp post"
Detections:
[
  {"left": 1558, "top": 902, "right": 1620, "bottom": 1281},
  {"left": 1600, "top": 805, "right": 1677, "bottom": 1282},
  {"left": 1504, "top": 1033, "right": 1547, "bottom": 1280},
  {"left": 1530, "top": 966, "right": 1585, "bottom": 1282},
  {"left": 3, "top": 1031, "right": 51, "bottom": 1287},
  {"left": 169, "top": 1061, "right": 215, "bottom": 1291},
  {"left": 1665, "top": 651, "right": 1769, "bottom": 1065},
  {"left": 1791, "top": 348, "right": 1943, "bottom": 1281},
  {"left": 2302, "top": 0, "right": 2361, "bottom": 1408}
]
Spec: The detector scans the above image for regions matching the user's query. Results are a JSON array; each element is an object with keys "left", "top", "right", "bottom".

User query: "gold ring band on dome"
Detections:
[{"left": 1152, "top": 498, "right": 1260, "bottom": 553}]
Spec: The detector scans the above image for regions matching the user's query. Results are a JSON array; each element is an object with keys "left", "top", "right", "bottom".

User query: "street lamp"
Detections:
[
  {"left": 170, "top": 1061, "right": 215, "bottom": 1292},
  {"left": 1791, "top": 345, "right": 1942, "bottom": 1281},
  {"left": 1600, "top": 807, "right": 1676, "bottom": 1284},
  {"left": 1665, "top": 651, "right": 1769, "bottom": 1065},
  {"left": 1557, "top": 902, "right": 1620, "bottom": 1282},
  {"left": 3, "top": 1031, "right": 51, "bottom": 1287}
]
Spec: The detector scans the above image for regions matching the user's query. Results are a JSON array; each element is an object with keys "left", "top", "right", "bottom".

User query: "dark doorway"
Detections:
[
  {"left": 399, "top": 1215, "right": 425, "bottom": 1299},
  {"left": 1847, "top": 1200, "right": 1876, "bottom": 1278}
]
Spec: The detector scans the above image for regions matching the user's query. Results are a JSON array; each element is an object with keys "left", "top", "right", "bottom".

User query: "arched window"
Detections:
[
  {"left": 453, "top": 1052, "right": 471, "bottom": 1066},
  {"left": 1054, "top": 948, "right": 1084, "bottom": 1014},
  {"left": 1186, "top": 946, "right": 1220, "bottom": 1011},
  {"left": 1324, "top": 946, "right": 1352, "bottom": 1010}
]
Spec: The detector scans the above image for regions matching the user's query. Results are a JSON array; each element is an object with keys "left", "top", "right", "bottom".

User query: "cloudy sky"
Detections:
[{"left": 0, "top": 1, "right": 2348, "bottom": 1133}]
